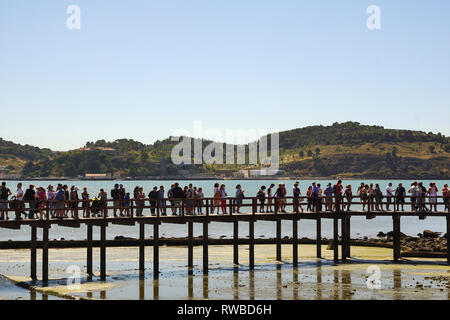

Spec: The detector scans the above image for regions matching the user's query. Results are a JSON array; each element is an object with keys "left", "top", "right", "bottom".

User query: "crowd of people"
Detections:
[{"left": 0, "top": 180, "right": 448, "bottom": 221}]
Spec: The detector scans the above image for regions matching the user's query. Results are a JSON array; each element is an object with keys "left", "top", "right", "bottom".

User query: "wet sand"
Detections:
[{"left": 0, "top": 245, "right": 449, "bottom": 300}]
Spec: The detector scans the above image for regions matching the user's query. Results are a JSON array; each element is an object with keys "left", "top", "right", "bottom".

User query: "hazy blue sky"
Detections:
[{"left": 1, "top": 0, "right": 449, "bottom": 150}]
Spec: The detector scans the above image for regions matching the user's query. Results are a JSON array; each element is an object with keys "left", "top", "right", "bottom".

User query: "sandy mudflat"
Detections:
[{"left": 0, "top": 244, "right": 449, "bottom": 300}]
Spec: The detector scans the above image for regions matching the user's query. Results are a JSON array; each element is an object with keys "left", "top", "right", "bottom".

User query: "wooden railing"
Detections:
[{"left": 0, "top": 195, "right": 448, "bottom": 221}]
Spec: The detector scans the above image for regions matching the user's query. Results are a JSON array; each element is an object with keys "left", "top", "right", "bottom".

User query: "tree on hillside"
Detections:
[
  {"left": 429, "top": 145, "right": 436, "bottom": 154},
  {"left": 307, "top": 150, "right": 313, "bottom": 157},
  {"left": 392, "top": 147, "right": 398, "bottom": 158},
  {"left": 315, "top": 147, "right": 321, "bottom": 156},
  {"left": 299, "top": 150, "right": 304, "bottom": 158}
]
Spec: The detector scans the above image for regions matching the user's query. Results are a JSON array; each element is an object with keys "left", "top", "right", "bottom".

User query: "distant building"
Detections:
[
  {"left": 84, "top": 173, "right": 113, "bottom": 179},
  {"left": 249, "top": 169, "right": 285, "bottom": 176},
  {"left": 235, "top": 169, "right": 250, "bottom": 178},
  {"left": 215, "top": 169, "right": 234, "bottom": 177}
]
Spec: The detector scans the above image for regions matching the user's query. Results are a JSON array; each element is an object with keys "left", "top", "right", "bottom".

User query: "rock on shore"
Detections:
[{"left": 376, "top": 230, "right": 447, "bottom": 253}]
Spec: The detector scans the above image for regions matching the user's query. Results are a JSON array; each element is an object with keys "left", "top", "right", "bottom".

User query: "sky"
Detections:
[{"left": 1, "top": 0, "right": 449, "bottom": 151}]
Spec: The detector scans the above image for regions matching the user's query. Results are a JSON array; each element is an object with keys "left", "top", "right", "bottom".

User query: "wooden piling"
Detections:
[
  {"left": 188, "top": 221, "right": 193, "bottom": 273},
  {"left": 249, "top": 219, "right": 255, "bottom": 270},
  {"left": 446, "top": 216, "right": 449, "bottom": 265},
  {"left": 153, "top": 223, "right": 159, "bottom": 278},
  {"left": 345, "top": 216, "right": 351, "bottom": 258},
  {"left": 203, "top": 220, "right": 208, "bottom": 274},
  {"left": 31, "top": 226, "right": 37, "bottom": 280},
  {"left": 393, "top": 215, "right": 401, "bottom": 262},
  {"left": 87, "top": 224, "right": 93, "bottom": 276},
  {"left": 42, "top": 227, "right": 49, "bottom": 282},
  {"left": 292, "top": 218, "right": 298, "bottom": 266},
  {"left": 100, "top": 225, "right": 106, "bottom": 279},
  {"left": 341, "top": 215, "right": 347, "bottom": 261},
  {"left": 316, "top": 217, "right": 321, "bottom": 258},
  {"left": 139, "top": 223, "right": 145, "bottom": 274},
  {"left": 333, "top": 217, "right": 339, "bottom": 262},
  {"left": 276, "top": 219, "right": 281, "bottom": 261},
  {"left": 233, "top": 221, "right": 239, "bottom": 266}
]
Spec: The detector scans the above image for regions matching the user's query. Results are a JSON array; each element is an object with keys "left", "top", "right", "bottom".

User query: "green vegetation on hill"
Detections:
[{"left": 1, "top": 122, "right": 449, "bottom": 179}]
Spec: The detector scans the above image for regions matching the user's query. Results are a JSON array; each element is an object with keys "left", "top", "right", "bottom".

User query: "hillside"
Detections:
[{"left": 0, "top": 122, "right": 449, "bottom": 179}]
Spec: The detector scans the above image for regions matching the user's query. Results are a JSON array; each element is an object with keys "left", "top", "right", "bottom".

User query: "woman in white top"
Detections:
[
  {"left": 16, "top": 183, "right": 25, "bottom": 219},
  {"left": 47, "top": 185, "right": 56, "bottom": 218},
  {"left": 427, "top": 182, "right": 438, "bottom": 212}
]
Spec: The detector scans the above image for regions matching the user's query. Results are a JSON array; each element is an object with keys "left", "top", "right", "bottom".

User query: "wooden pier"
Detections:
[{"left": 0, "top": 196, "right": 448, "bottom": 282}]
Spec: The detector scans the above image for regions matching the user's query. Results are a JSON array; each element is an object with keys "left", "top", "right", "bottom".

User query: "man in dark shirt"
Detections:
[
  {"left": 171, "top": 183, "right": 185, "bottom": 216},
  {"left": 292, "top": 182, "right": 302, "bottom": 213},
  {"left": 119, "top": 184, "right": 126, "bottom": 216},
  {"left": 0, "top": 182, "right": 12, "bottom": 220},
  {"left": 395, "top": 183, "right": 406, "bottom": 211},
  {"left": 24, "top": 184, "right": 36, "bottom": 219},
  {"left": 111, "top": 184, "right": 122, "bottom": 217},
  {"left": 148, "top": 187, "right": 158, "bottom": 216}
]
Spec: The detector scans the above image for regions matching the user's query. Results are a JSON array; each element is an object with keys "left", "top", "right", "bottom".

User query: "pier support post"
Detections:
[
  {"left": 139, "top": 223, "right": 145, "bottom": 274},
  {"left": 31, "top": 226, "right": 37, "bottom": 280},
  {"left": 100, "top": 225, "right": 106, "bottom": 280},
  {"left": 249, "top": 219, "right": 255, "bottom": 270},
  {"left": 87, "top": 224, "right": 93, "bottom": 276},
  {"left": 393, "top": 215, "right": 401, "bottom": 262},
  {"left": 446, "top": 216, "right": 449, "bottom": 265},
  {"left": 341, "top": 216, "right": 347, "bottom": 261},
  {"left": 293, "top": 218, "right": 298, "bottom": 266},
  {"left": 42, "top": 227, "right": 49, "bottom": 282},
  {"left": 203, "top": 220, "right": 208, "bottom": 274},
  {"left": 233, "top": 221, "right": 239, "bottom": 266},
  {"left": 346, "top": 216, "right": 351, "bottom": 259},
  {"left": 316, "top": 217, "right": 321, "bottom": 258},
  {"left": 188, "top": 221, "right": 193, "bottom": 273},
  {"left": 276, "top": 219, "right": 281, "bottom": 261},
  {"left": 154, "top": 223, "right": 159, "bottom": 278},
  {"left": 333, "top": 217, "right": 339, "bottom": 262}
]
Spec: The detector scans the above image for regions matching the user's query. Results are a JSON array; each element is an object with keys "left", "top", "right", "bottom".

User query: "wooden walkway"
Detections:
[{"left": 0, "top": 196, "right": 449, "bottom": 282}]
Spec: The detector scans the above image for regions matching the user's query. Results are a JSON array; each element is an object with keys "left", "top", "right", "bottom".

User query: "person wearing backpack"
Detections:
[
  {"left": 374, "top": 183, "right": 383, "bottom": 211},
  {"left": 54, "top": 184, "right": 66, "bottom": 219},
  {"left": 24, "top": 184, "right": 37, "bottom": 219},
  {"left": 333, "top": 180, "right": 343, "bottom": 212},
  {"left": 256, "top": 186, "right": 266, "bottom": 213},
  {"left": 0, "top": 182, "right": 12, "bottom": 220}
]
